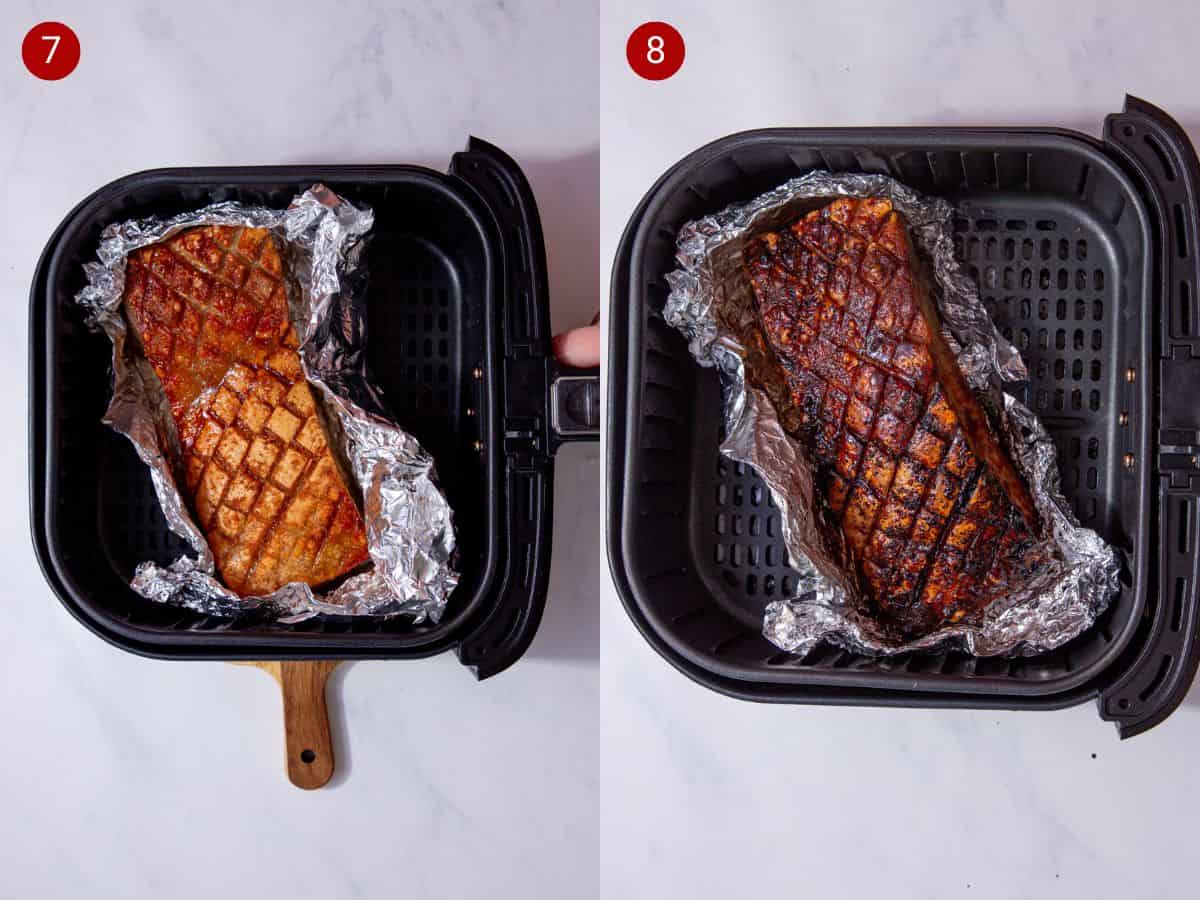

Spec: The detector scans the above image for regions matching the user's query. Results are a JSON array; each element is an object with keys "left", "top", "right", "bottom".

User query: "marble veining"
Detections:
[
  {"left": 2, "top": 2, "right": 596, "bottom": 898},
  {"left": 602, "top": 2, "right": 1200, "bottom": 899}
]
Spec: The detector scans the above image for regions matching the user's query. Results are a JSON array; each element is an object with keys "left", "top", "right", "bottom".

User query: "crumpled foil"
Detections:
[
  {"left": 664, "top": 171, "right": 1121, "bottom": 657},
  {"left": 76, "top": 185, "right": 458, "bottom": 623}
]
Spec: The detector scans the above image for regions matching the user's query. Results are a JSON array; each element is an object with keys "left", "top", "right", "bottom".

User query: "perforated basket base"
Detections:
[
  {"left": 95, "top": 231, "right": 484, "bottom": 635},
  {"left": 700, "top": 197, "right": 1125, "bottom": 627}
]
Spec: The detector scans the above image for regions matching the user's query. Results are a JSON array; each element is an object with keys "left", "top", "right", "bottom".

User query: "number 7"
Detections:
[{"left": 41, "top": 34, "right": 61, "bottom": 64}]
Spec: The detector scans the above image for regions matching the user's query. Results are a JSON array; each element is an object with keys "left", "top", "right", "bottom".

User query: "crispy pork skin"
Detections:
[
  {"left": 124, "top": 226, "right": 369, "bottom": 596},
  {"left": 745, "top": 198, "right": 1042, "bottom": 636}
]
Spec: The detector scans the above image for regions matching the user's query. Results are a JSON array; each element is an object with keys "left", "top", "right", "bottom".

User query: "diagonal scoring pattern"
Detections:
[
  {"left": 745, "top": 197, "right": 1043, "bottom": 637},
  {"left": 123, "top": 225, "right": 369, "bottom": 596}
]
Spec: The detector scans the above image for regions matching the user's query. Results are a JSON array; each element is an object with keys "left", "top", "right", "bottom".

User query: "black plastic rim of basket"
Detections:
[
  {"left": 606, "top": 97, "right": 1200, "bottom": 736},
  {"left": 31, "top": 138, "right": 599, "bottom": 677}
]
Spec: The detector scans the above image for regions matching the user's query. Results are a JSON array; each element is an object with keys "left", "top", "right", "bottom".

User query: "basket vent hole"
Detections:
[
  {"left": 1173, "top": 577, "right": 1186, "bottom": 632},
  {"left": 1180, "top": 500, "right": 1192, "bottom": 555},
  {"left": 1181, "top": 282, "right": 1193, "bottom": 336},
  {"left": 1087, "top": 438, "right": 1099, "bottom": 460},
  {"left": 1071, "top": 359, "right": 1082, "bottom": 381},
  {"left": 1138, "top": 656, "right": 1174, "bottom": 702},
  {"left": 1174, "top": 204, "right": 1189, "bottom": 259},
  {"left": 1036, "top": 220, "right": 1058, "bottom": 232}
]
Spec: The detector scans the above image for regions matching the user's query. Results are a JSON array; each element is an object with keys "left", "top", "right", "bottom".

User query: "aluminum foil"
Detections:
[
  {"left": 76, "top": 186, "right": 458, "bottom": 623},
  {"left": 664, "top": 171, "right": 1121, "bottom": 657}
]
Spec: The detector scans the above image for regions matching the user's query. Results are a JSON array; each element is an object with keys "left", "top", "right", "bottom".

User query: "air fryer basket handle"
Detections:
[
  {"left": 549, "top": 363, "right": 600, "bottom": 443},
  {"left": 448, "top": 136, "right": 598, "bottom": 677},
  {"left": 1095, "top": 96, "right": 1200, "bottom": 737}
]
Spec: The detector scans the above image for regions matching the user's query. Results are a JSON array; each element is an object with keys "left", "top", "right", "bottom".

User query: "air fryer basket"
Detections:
[
  {"left": 32, "top": 139, "right": 598, "bottom": 676},
  {"left": 608, "top": 97, "right": 1200, "bottom": 735}
]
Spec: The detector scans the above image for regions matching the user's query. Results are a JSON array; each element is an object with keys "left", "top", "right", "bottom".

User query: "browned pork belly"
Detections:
[
  {"left": 124, "top": 225, "right": 369, "bottom": 596},
  {"left": 745, "top": 197, "right": 1043, "bottom": 637}
]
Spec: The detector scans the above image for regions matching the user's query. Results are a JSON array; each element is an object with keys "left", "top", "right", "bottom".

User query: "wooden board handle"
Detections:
[
  {"left": 278, "top": 660, "right": 339, "bottom": 789},
  {"left": 239, "top": 660, "right": 340, "bottom": 789}
]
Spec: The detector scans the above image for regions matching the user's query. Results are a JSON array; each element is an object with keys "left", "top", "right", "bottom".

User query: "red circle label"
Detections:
[
  {"left": 626, "top": 22, "right": 684, "bottom": 81},
  {"left": 22, "top": 22, "right": 80, "bottom": 81}
]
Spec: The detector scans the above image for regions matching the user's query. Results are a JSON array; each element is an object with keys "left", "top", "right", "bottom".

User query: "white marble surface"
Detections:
[
  {"left": 2, "top": 2, "right": 596, "bottom": 898},
  {"left": 601, "top": 3, "right": 1200, "bottom": 899}
]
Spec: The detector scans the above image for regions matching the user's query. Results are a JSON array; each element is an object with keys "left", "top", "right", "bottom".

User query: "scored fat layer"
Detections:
[
  {"left": 124, "top": 225, "right": 369, "bottom": 596},
  {"left": 745, "top": 197, "right": 1041, "bottom": 636}
]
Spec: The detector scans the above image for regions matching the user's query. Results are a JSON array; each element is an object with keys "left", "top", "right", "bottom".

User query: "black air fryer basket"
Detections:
[
  {"left": 607, "top": 97, "right": 1200, "bottom": 736},
  {"left": 32, "top": 138, "right": 598, "bottom": 678}
]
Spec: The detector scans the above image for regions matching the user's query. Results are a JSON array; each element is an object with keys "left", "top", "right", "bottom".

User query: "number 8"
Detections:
[{"left": 646, "top": 35, "right": 665, "bottom": 64}]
